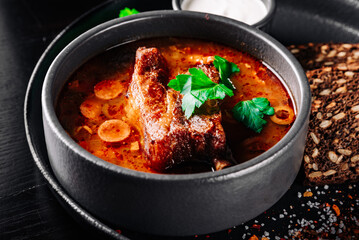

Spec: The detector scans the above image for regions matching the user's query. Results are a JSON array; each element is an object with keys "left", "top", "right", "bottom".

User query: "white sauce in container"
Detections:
[{"left": 181, "top": 0, "right": 268, "bottom": 25}]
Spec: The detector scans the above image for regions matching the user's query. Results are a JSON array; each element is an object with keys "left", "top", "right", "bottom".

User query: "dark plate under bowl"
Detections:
[{"left": 41, "top": 10, "right": 310, "bottom": 236}]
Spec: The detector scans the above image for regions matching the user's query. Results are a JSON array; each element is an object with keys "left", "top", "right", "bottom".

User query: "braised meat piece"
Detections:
[{"left": 128, "top": 47, "right": 231, "bottom": 171}]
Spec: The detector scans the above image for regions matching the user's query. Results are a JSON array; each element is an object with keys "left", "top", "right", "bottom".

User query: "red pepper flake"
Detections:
[
  {"left": 325, "top": 203, "right": 331, "bottom": 207},
  {"left": 249, "top": 235, "right": 259, "bottom": 240},
  {"left": 251, "top": 224, "right": 261, "bottom": 230},
  {"left": 348, "top": 194, "right": 353, "bottom": 199},
  {"left": 332, "top": 204, "right": 341, "bottom": 216},
  {"left": 115, "top": 229, "right": 122, "bottom": 234},
  {"left": 227, "top": 229, "right": 232, "bottom": 234}
]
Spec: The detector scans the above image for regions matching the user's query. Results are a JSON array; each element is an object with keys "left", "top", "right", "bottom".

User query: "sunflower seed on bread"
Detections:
[{"left": 306, "top": 68, "right": 359, "bottom": 100}]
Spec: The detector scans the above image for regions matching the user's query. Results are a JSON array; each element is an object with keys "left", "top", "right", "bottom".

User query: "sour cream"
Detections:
[{"left": 181, "top": 0, "right": 268, "bottom": 25}]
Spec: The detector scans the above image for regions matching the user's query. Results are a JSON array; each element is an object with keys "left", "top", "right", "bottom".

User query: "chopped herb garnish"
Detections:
[
  {"left": 232, "top": 97, "right": 275, "bottom": 133},
  {"left": 119, "top": 7, "right": 139, "bottom": 18},
  {"left": 168, "top": 56, "right": 239, "bottom": 118},
  {"left": 168, "top": 68, "right": 234, "bottom": 118},
  {"left": 213, "top": 55, "right": 240, "bottom": 90}
]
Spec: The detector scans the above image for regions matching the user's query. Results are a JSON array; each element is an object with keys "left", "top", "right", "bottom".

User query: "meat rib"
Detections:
[{"left": 128, "top": 47, "right": 231, "bottom": 171}]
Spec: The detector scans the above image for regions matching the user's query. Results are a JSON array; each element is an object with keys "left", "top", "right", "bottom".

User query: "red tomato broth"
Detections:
[{"left": 56, "top": 38, "right": 295, "bottom": 174}]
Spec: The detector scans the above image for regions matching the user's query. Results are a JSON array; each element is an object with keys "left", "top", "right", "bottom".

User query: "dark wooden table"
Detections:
[
  {"left": 1, "top": 0, "right": 359, "bottom": 239},
  {"left": 0, "top": 1, "right": 106, "bottom": 239}
]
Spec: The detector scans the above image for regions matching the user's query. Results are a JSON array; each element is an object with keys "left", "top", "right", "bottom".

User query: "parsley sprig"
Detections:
[
  {"left": 168, "top": 56, "right": 274, "bottom": 132},
  {"left": 168, "top": 68, "right": 234, "bottom": 118},
  {"left": 232, "top": 97, "right": 275, "bottom": 133},
  {"left": 119, "top": 7, "right": 139, "bottom": 18},
  {"left": 168, "top": 56, "right": 238, "bottom": 118}
]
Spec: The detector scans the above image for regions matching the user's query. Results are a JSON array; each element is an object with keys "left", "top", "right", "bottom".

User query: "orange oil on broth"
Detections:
[{"left": 56, "top": 38, "right": 295, "bottom": 174}]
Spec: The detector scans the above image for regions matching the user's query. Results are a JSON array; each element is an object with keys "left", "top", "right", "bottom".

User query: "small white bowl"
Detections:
[{"left": 172, "top": 0, "right": 276, "bottom": 32}]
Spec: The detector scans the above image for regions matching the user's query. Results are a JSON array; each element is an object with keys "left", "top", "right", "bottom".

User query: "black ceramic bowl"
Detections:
[
  {"left": 172, "top": 0, "right": 276, "bottom": 32},
  {"left": 42, "top": 10, "right": 310, "bottom": 236}
]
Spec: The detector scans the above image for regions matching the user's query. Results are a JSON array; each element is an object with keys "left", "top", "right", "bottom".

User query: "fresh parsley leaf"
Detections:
[
  {"left": 232, "top": 97, "right": 274, "bottom": 133},
  {"left": 188, "top": 68, "right": 233, "bottom": 101},
  {"left": 168, "top": 68, "right": 234, "bottom": 118},
  {"left": 213, "top": 55, "right": 240, "bottom": 90},
  {"left": 182, "top": 93, "right": 203, "bottom": 118},
  {"left": 119, "top": 7, "right": 139, "bottom": 18},
  {"left": 167, "top": 74, "right": 192, "bottom": 94},
  {"left": 251, "top": 98, "right": 275, "bottom": 115}
]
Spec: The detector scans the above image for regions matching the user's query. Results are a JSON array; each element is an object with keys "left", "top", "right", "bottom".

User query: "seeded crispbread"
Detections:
[
  {"left": 305, "top": 67, "right": 359, "bottom": 99},
  {"left": 287, "top": 43, "right": 359, "bottom": 71},
  {"left": 304, "top": 93, "right": 359, "bottom": 185}
]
